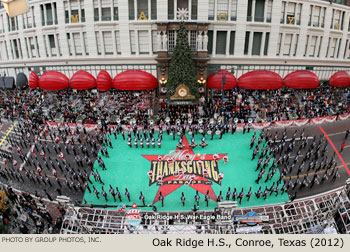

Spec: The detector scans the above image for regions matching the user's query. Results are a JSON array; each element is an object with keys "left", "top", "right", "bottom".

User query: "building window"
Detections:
[
  {"left": 303, "top": 35, "right": 309, "bottom": 57},
  {"left": 254, "top": 0, "right": 265, "bottom": 22},
  {"left": 244, "top": 31, "right": 250, "bottom": 55},
  {"left": 283, "top": 34, "right": 292, "bottom": 56},
  {"left": 189, "top": 30, "right": 197, "bottom": 51},
  {"left": 264, "top": 32, "right": 269, "bottom": 55},
  {"left": 102, "top": 31, "right": 113, "bottom": 55},
  {"left": 281, "top": 1, "right": 302, "bottom": 25},
  {"left": 177, "top": 0, "right": 188, "bottom": 9},
  {"left": 266, "top": 0, "right": 272, "bottom": 22},
  {"left": 168, "top": 0, "right": 197, "bottom": 20},
  {"left": 216, "top": 31, "right": 227, "bottom": 55},
  {"left": 73, "top": 33, "right": 82, "bottom": 56},
  {"left": 65, "top": 0, "right": 85, "bottom": 24},
  {"left": 35, "top": 37, "right": 40, "bottom": 58},
  {"left": 207, "top": 30, "right": 213, "bottom": 54},
  {"left": 83, "top": 32, "right": 89, "bottom": 55},
  {"left": 95, "top": 32, "right": 102, "bottom": 55},
  {"left": 344, "top": 39, "right": 348, "bottom": 59},
  {"left": 330, "top": 38, "right": 337, "bottom": 58},
  {"left": 151, "top": 0, "right": 157, "bottom": 19},
  {"left": 331, "top": 9, "right": 343, "bottom": 30},
  {"left": 217, "top": 0, "right": 229, "bottom": 21},
  {"left": 309, "top": 36, "right": 317, "bottom": 57},
  {"left": 8, "top": 16, "right": 18, "bottom": 32},
  {"left": 229, "top": 31, "right": 235, "bottom": 55},
  {"left": 137, "top": 0, "right": 148, "bottom": 19},
  {"left": 276, "top": 33, "right": 282, "bottom": 56},
  {"left": 12, "top": 39, "right": 20, "bottom": 59},
  {"left": 129, "top": 0, "right": 135, "bottom": 20},
  {"left": 102, "top": 8, "right": 111, "bottom": 21},
  {"left": 168, "top": 0, "right": 174, "bottom": 19},
  {"left": 293, "top": 34, "right": 299, "bottom": 56},
  {"left": 317, "top": 36, "right": 322, "bottom": 58},
  {"left": 152, "top": 30, "right": 158, "bottom": 53},
  {"left": 129, "top": 0, "right": 157, "bottom": 20},
  {"left": 23, "top": 6, "right": 35, "bottom": 29},
  {"left": 130, "top": 31, "right": 136, "bottom": 54},
  {"left": 313, "top": 6, "right": 320, "bottom": 27},
  {"left": 168, "top": 30, "right": 176, "bottom": 51},
  {"left": 191, "top": 0, "right": 197, "bottom": 19},
  {"left": 115, "top": 31, "right": 121, "bottom": 54},
  {"left": 138, "top": 30, "right": 150, "bottom": 54},
  {"left": 41, "top": 2, "right": 58, "bottom": 26},
  {"left": 337, "top": 38, "right": 342, "bottom": 58},
  {"left": 252, "top": 32, "right": 262, "bottom": 56}
]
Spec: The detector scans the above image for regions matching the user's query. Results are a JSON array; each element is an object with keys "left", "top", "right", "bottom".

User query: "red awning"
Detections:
[
  {"left": 70, "top": 70, "right": 96, "bottom": 90},
  {"left": 29, "top": 71, "right": 38, "bottom": 89},
  {"left": 39, "top": 71, "right": 69, "bottom": 90},
  {"left": 97, "top": 70, "right": 112, "bottom": 91},
  {"left": 238, "top": 70, "right": 283, "bottom": 90},
  {"left": 207, "top": 70, "right": 237, "bottom": 90},
  {"left": 113, "top": 70, "right": 158, "bottom": 90},
  {"left": 329, "top": 71, "right": 350, "bottom": 88},
  {"left": 284, "top": 70, "right": 319, "bottom": 89}
]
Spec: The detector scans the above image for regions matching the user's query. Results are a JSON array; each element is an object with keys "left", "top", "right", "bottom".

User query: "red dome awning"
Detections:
[
  {"left": 97, "top": 70, "right": 112, "bottom": 91},
  {"left": 207, "top": 70, "right": 237, "bottom": 90},
  {"left": 113, "top": 70, "right": 158, "bottom": 90},
  {"left": 29, "top": 72, "right": 38, "bottom": 89},
  {"left": 238, "top": 70, "right": 283, "bottom": 90},
  {"left": 284, "top": 70, "right": 319, "bottom": 89},
  {"left": 329, "top": 71, "right": 350, "bottom": 88},
  {"left": 39, "top": 71, "right": 69, "bottom": 90},
  {"left": 70, "top": 70, "right": 96, "bottom": 90}
]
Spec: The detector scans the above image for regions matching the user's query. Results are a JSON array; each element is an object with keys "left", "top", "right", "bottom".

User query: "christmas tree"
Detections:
[{"left": 166, "top": 22, "right": 199, "bottom": 99}]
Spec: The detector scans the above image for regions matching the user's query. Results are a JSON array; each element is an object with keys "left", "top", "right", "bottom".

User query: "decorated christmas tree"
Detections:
[{"left": 166, "top": 22, "right": 199, "bottom": 99}]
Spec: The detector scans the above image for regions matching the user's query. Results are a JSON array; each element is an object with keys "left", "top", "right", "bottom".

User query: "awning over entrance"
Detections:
[
  {"left": 238, "top": 70, "right": 283, "bottom": 90},
  {"left": 16, "top": 72, "right": 28, "bottom": 89},
  {"left": 284, "top": 70, "right": 319, "bottom": 89},
  {"left": 113, "top": 70, "right": 158, "bottom": 90},
  {"left": 329, "top": 71, "right": 350, "bottom": 88},
  {"left": 39, "top": 71, "right": 69, "bottom": 90},
  {"left": 29, "top": 72, "right": 39, "bottom": 89},
  {"left": 97, "top": 70, "right": 112, "bottom": 91},
  {"left": 70, "top": 70, "right": 96, "bottom": 90},
  {"left": 207, "top": 70, "right": 237, "bottom": 90}
]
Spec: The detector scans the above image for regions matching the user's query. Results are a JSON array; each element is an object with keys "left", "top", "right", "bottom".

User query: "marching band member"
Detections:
[
  {"left": 147, "top": 169, "right": 153, "bottom": 180},
  {"left": 223, "top": 155, "right": 228, "bottom": 166},
  {"left": 134, "top": 137, "right": 138, "bottom": 148},
  {"left": 157, "top": 174, "right": 163, "bottom": 185},
  {"left": 213, "top": 152, "right": 219, "bottom": 162},
  {"left": 219, "top": 172, "right": 224, "bottom": 184}
]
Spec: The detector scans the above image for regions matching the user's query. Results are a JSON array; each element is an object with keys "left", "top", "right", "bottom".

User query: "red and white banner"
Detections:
[
  {"left": 324, "top": 115, "right": 337, "bottom": 123},
  {"left": 339, "top": 113, "right": 350, "bottom": 120},
  {"left": 274, "top": 120, "right": 294, "bottom": 128},
  {"left": 293, "top": 119, "right": 309, "bottom": 127},
  {"left": 252, "top": 122, "right": 271, "bottom": 129},
  {"left": 44, "top": 112, "right": 350, "bottom": 132}
]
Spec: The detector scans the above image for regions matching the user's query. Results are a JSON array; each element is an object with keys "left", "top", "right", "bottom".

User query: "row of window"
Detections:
[
  {"left": 1, "top": 0, "right": 350, "bottom": 32},
  {"left": 2, "top": 27, "right": 350, "bottom": 61},
  {"left": 0, "top": 29, "right": 159, "bottom": 61}
]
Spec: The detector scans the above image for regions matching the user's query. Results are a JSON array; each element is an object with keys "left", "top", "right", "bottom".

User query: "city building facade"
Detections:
[{"left": 1, "top": 0, "right": 350, "bottom": 82}]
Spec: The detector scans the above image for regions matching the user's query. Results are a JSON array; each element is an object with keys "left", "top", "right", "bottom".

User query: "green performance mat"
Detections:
[{"left": 83, "top": 130, "right": 290, "bottom": 211}]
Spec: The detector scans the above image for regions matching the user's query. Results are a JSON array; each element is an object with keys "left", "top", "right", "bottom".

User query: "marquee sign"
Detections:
[{"left": 142, "top": 135, "right": 227, "bottom": 204}]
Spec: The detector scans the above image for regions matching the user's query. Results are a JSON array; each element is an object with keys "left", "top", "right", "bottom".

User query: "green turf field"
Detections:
[{"left": 83, "top": 130, "right": 290, "bottom": 211}]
